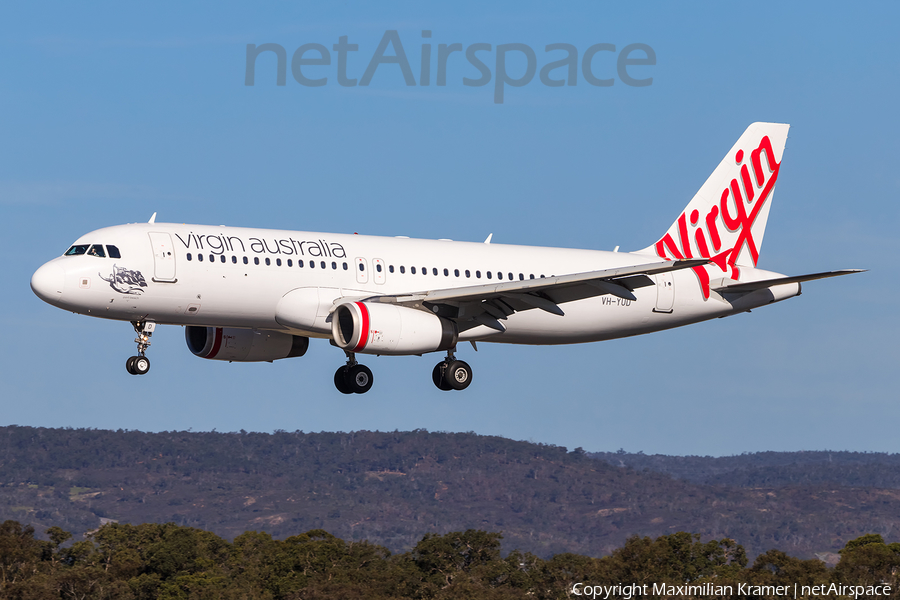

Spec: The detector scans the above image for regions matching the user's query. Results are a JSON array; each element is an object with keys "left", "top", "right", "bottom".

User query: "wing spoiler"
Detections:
[{"left": 337, "top": 258, "right": 709, "bottom": 309}]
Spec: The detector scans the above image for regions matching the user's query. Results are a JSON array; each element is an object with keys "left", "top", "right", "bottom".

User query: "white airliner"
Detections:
[{"left": 31, "top": 123, "right": 861, "bottom": 394}]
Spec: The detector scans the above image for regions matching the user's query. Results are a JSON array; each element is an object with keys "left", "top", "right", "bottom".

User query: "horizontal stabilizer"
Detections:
[{"left": 712, "top": 269, "right": 865, "bottom": 294}]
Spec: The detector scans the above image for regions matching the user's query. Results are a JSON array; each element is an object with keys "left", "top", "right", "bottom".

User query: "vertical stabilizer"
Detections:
[{"left": 637, "top": 122, "right": 790, "bottom": 298}]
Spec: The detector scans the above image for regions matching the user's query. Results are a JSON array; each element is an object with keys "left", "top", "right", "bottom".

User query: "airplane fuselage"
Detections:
[{"left": 33, "top": 222, "right": 798, "bottom": 346}]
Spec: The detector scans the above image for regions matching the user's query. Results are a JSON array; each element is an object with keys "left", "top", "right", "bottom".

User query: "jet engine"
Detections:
[
  {"left": 185, "top": 326, "right": 308, "bottom": 362},
  {"left": 332, "top": 302, "right": 457, "bottom": 355}
]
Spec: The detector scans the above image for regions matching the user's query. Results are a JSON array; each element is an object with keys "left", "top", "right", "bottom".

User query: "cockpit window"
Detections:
[
  {"left": 107, "top": 245, "right": 121, "bottom": 259},
  {"left": 64, "top": 245, "right": 89, "bottom": 256},
  {"left": 87, "top": 245, "right": 106, "bottom": 258}
]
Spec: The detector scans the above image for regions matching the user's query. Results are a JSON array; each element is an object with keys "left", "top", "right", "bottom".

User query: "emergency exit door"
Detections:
[{"left": 654, "top": 272, "right": 674, "bottom": 313}]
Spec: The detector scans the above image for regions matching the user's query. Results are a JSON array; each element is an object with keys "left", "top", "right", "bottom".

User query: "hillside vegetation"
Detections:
[
  {"left": 590, "top": 450, "right": 900, "bottom": 488},
  {"left": 1, "top": 520, "right": 899, "bottom": 599},
  {"left": 2, "top": 426, "right": 900, "bottom": 559}
]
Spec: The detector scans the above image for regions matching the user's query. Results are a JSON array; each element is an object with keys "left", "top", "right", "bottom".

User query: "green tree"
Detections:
[
  {"left": 602, "top": 532, "right": 747, "bottom": 585},
  {"left": 747, "top": 549, "right": 830, "bottom": 594},
  {"left": 408, "top": 530, "right": 503, "bottom": 589},
  {"left": 0, "top": 520, "right": 41, "bottom": 591},
  {"left": 834, "top": 534, "right": 900, "bottom": 594}
]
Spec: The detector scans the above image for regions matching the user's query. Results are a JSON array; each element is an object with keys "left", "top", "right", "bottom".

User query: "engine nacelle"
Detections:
[
  {"left": 185, "top": 326, "right": 308, "bottom": 362},
  {"left": 332, "top": 302, "right": 457, "bottom": 356}
]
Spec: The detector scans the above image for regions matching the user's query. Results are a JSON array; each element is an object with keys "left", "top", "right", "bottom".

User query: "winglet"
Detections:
[
  {"left": 484, "top": 233, "right": 493, "bottom": 244},
  {"left": 148, "top": 212, "right": 157, "bottom": 224}
]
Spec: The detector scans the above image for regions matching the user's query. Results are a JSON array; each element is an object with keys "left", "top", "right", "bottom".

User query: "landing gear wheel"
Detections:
[
  {"left": 346, "top": 364, "right": 373, "bottom": 394},
  {"left": 444, "top": 360, "right": 472, "bottom": 390},
  {"left": 334, "top": 366, "right": 353, "bottom": 394},
  {"left": 432, "top": 362, "right": 452, "bottom": 391},
  {"left": 127, "top": 321, "right": 155, "bottom": 376},
  {"left": 131, "top": 356, "right": 150, "bottom": 375}
]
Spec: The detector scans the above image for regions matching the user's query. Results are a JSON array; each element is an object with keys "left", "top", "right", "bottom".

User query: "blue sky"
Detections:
[{"left": 1, "top": 2, "right": 897, "bottom": 456}]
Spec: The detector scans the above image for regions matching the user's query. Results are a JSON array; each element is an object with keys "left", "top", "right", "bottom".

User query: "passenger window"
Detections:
[
  {"left": 358, "top": 263, "right": 364, "bottom": 271},
  {"left": 465, "top": 270, "right": 470, "bottom": 278},
  {"left": 377, "top": 264, "right": 383, "bottom": 272},
  {"left": 487, "top": 271, "right": 492, "bottom": 279},
  {"left": 64, "top": 244, "right": 89, "bottom": 256},
  {"left": 411, "top": 267, "right": 416, "bottom": 274},
  {"left": 320, "top": 261, "right": 326, "bottom": 269},
  {"left": 476, "top": 270, "right": 481, "bottom": 278},
  {"left": 443, "top": 268, "right": 448, "bottom": 276},
  {"left": 497, "top": 272, "right": 503, "bottom": 280},
  {"left": 332, "top": 261, "right": 337, "bottom": 270},
  {"left": 400, "top": 266, "right": 405, "bottom": 274},
  {"left": 87, "top": 245, "right": 106, "bottom": 258},
  {"left": 243, "top": 256, "right": 249, "bottom": 265},
  {"left": 198, "top": 254, "right": 204, "bottom": 262},
  {"left": 454, "top": 269, "right": 459, "bottom": 277},
  {"left": 265, "top": 258, "right": 271, "bottom": 266},
  {"left": 254, "top": 257, "right": 259, "bottom": 265},
  {"left": 519, "top": 273, "right": 524, "bottom": 280},
  {"left": 530, "top": 274, "right": 535, "bottom": 279},
  {"left": 298, "top": 259, "right": 304, "bottom": 267},
  {"left": 232, "top": 256, "right": 237, "bottom": 264},
  {"left": 106, "top": 245, "right": 121, "bottom": 259},
  {"left": 287, "top": 259, "right": 292, "bottom": 267},
  {"left": 508, "top": 273, "right": 513, "bottom": 280},
  {"left": 433, "top": 268, "right": 438, "bottom": 276},
  {"left": 389, "top": 265, "right": 394, "bottom": 273},
  {"left": 187, "top": 253, "right": 193, "bottom": 261},
  {"left": 220, "top": 255, "right": 226, "bottom": 263},
  {"left": 209, "top": 254, "right": 214, "bottom": 262},
  {"left": 342, "top": 262, "right": 348, "bottom": 270},
  {"left": 310, "top": 260, "right": 315, "bottom": 268},
  {"left": 276, "top": 258, "right": 282, "bottom": 266}
]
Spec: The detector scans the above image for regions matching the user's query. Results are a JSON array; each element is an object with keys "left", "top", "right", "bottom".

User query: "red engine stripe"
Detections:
[
  {"left": 208, "top": 327, "right": 224, "bottom": 358},
  {"left": 353, "top": 302, "right": 369, "bottom": 352}
]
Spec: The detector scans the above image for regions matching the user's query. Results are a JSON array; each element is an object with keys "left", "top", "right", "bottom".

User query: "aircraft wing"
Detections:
[
  {"left": 339, "top": 258, "right": 708, "bottom": 332},
  {"left": 711, "top": 269, "right": 865, "bottom": 294}
]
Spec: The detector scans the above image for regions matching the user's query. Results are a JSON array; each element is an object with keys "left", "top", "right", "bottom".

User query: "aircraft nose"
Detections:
[{"left": 31, "top": 261, "right": 65, "bottom": 303}]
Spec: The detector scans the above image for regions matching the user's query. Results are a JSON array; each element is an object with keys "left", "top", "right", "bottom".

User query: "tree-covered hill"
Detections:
[
  {"left": 2, "top": 426, "right": 899, "bottom": 560},
  {"left": 589, "top": 450, "right": 900, "bottom": 488}
]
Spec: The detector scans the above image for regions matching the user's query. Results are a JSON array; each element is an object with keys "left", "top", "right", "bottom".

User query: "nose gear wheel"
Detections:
[{"left": 125, "top": 320, "right": 155, "bottom": 375}]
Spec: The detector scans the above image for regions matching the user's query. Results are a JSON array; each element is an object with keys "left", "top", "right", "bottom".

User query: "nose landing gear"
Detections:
[
  {"left": 334, "top": 352, "right": 373, "bottom": 394},
  {"left": 126, "top": 321, "right": 155, "bottom": 375},
  {"left": 432, "top": 348, "right": 472, "bottom": 391}
]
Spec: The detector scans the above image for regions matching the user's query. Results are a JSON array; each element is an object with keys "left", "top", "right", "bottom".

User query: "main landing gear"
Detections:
[
  {"left": 332, "top": 348, "right": 473, "bottom": 394},
  {"left": 334, "top": 352, "right": 373, "bottom": 394},
  {"left": 126, "top": 320, "right": 155, "bottom": 376},
  {"left": 432, "top": 348, "right": 472, "bottom": 391}
]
